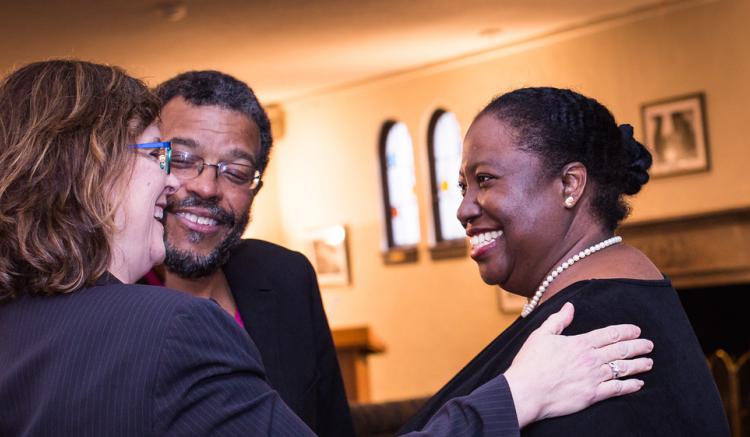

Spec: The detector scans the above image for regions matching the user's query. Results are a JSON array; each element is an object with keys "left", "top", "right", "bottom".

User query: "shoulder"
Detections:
[
  {"left": 228, "top": 239, "right": 310, "bottom": 267},
  {"left": 528, "top": 279, "right": 727, "bottom": 435},
  {"left": 560, "top": 277, "right": 673, "bottom": 302},
  {"left": 554, "top": 277, "right": 680, "bottom": 332},
  {"left": 76, "top": 282, "right": 228, "bottom": 332},
  {"left": 224, "top": 239, "right": 314, "bottom": 283},
  {"left": 155, "top": 288, "right": 261, "bottom": 357},
  {"left": 574, "top": 277, "right": 674, "bottom": 302},
  {"left": 87, "top": 281, "right": 207, "bottom": 311},
  {"left": 12, "top": 282, "right": 242, "bottom": 373},
  {"left": 230, "top": 238, "right": 304, "bottom": 259},
  {"left": 117, "top": 284, "right": 264, "bottom": 371}
]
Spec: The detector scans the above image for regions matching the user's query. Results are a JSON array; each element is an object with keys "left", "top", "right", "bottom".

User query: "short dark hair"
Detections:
[
  {"left": 155, "top": 71, "right": 273, "bottom": 173},
  {"left": 479, "top": 87, "right": 652, "bottom": 231}
]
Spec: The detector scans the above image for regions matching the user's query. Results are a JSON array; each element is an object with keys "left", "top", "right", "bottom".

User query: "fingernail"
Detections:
[
  {"left": 637, "top": 379, "right": 645, "bottom": 387},
  {"left": 648, "top": 358, "right": 654, "bottom": 368},
  {"left": 647, "top": 340, "right": 654, "bottom": 351}
]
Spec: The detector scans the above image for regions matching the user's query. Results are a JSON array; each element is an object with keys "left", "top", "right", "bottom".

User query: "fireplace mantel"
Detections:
[{"left": 618, "top": 207, "right": 750, "bottom": 289}]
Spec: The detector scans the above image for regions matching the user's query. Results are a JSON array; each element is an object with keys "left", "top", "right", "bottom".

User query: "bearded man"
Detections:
[{"left": 143, "top": 70, "right": 355, "bottom": 437}]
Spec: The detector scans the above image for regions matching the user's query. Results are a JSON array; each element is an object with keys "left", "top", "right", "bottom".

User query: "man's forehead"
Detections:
[
  {"left": 170, "top": 136, "right": 257, "bottom": 162},
  {"left": 160, "top": 98, "right": 260, "bottom": 155},
  {"left": 160, "top": 97, "right": 257, "bottom": 132}
]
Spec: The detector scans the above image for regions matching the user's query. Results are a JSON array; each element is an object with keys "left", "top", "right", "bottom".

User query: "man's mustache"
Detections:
[{"left": 165, "top": 195, "right": 236, "bottom": 226}]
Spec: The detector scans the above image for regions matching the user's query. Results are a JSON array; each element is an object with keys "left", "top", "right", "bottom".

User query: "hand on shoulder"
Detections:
[{"left": 505, "top": 302, "right": 654, "bottom": 427}]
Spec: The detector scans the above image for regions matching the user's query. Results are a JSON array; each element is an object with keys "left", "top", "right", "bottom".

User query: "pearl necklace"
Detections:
[{"left": 521, "top": 236, "right": 623, "bottom": 318}]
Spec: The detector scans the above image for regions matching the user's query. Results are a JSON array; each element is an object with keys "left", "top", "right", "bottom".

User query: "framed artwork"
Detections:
[
  {"left": 497, "top": 288, "right": 526, "bottom": 315},
  {"left": 641, "top": 93, "right": 709, "bottom": 177},
  {"left": 308, "top": 225, "right": 351, "bottom": 287}
]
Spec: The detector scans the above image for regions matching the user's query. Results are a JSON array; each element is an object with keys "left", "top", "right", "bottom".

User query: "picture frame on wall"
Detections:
[
  {"left": 496, "top": 288, "right": 526, "bottom": 314},
  {"left": 641, "top": 93, "right": 709, "bottom": 177},
  {"left": 307, "top": 225, "right": 351, "bottom": 287}
]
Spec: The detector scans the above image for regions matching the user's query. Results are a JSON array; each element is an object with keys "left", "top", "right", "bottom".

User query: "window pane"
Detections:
[
  {"left": 432, "top": 112, "right": 465, "bottom": 241},
  {"left": 384, "top": 122, "right": 420, "bottom": 247}
]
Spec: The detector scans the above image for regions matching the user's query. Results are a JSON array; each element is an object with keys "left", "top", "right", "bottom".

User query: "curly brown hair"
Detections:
[{"left": 0, "top": 60, "right": 160, "bottom": 301}]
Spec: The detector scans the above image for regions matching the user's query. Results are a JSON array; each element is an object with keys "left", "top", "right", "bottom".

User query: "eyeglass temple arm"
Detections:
[{"left": 128, "top": 141, "right": 172, "bottom": 149}]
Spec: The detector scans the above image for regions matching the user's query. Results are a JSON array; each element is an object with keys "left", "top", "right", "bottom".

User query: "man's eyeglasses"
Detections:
[
  {"left": 170, "top": 150, "right": 262, "bottom": 190},
  {"left": 129, "top": 141, "right": 172, "bottom": 174}
]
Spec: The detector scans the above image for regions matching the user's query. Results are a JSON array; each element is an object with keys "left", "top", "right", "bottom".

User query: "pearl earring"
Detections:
[{"left": 564, "top": 196, "right": 575, "bottom": 208}]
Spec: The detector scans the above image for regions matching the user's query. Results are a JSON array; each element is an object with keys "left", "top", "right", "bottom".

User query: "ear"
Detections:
[
  {"left": 560, "top": 162, "right": 587, "bottom": 209},
  {"left": 252, "top": 180, "right": 264, "bottom": 195}
]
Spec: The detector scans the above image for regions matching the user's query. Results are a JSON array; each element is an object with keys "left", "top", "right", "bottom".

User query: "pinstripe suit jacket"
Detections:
[{"left": 0, "top": 277, "right": 520, "bottom": 436}]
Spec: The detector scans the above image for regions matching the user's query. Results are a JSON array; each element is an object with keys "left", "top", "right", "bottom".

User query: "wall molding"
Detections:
[{"left": 619, "top": 207, "right": 750, "bottom": 288}]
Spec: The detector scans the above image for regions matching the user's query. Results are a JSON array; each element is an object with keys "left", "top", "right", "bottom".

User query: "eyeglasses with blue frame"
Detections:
[{"left": 128, "top": 141, "right": 172, "bottom": 174}]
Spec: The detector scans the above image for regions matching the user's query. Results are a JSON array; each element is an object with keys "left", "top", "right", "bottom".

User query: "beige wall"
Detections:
[
  {"left": 254, "top": 0, "right": 750, "bottom": 401},
  {"left": 243, "top": 157, "right": 284, "bottom": 243}
]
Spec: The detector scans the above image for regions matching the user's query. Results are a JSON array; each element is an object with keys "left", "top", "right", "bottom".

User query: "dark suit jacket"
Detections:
[
  {"left": 0, "top": 277, "right": 521, "bottom": 436},
  {"left": 222, "top": 239, "right": 354, "bottom": 437},
  {"left": 0, "top": 277, "right": 310, "bottom": 436}
]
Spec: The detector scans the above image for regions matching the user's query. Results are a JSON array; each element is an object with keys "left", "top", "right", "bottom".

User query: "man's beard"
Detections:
[{"left": 163, "top": 195, "right": 250, "bottom": 279}]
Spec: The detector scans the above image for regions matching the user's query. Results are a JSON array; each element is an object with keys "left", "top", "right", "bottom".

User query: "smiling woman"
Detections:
[
  {"left": 0, "top": 59, "right": 311, "bottom": 436},
  {"left": 400, "top": 87, "right": 730, "bottom": 436},
  {"left": 0, "top": 60, "right": 170, "bottom": 298},
  {"left": 109, "top": 124, "right": 179, "bottom": 283}
]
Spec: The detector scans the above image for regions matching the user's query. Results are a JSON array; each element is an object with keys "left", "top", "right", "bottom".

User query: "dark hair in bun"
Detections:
[
  {"left": 478, "top": 87, "right": 652, "bottom": 231},
  {"left": 619, "top": 124, "right": 652, "bottom": 195}
]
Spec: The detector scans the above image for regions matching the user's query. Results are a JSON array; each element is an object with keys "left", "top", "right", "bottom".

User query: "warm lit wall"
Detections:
[
  {"left": 243, "top": 156, "right": 284, "bottom": 243},
  {"left": 260, "top": 0, "right": 750, "bottom": 401}
]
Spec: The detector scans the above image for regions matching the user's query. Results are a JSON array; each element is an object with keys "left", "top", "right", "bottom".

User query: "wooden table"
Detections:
[{"left": 332, "top": 326, "right": 386, "bottom": 403}]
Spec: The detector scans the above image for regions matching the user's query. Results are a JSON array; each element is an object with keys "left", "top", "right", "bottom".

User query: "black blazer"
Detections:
[
  {"left": 0, "top": 277, "right": 522, "bottom": 436},
  {"left": 222, "top": 239, "right": 354, "bottom": 437}
]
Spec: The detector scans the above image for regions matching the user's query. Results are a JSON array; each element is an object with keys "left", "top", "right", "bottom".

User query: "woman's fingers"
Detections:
[
  {"left": 598, "top": 357, "right": 654, "bottom": 381},
  {"left": 576, "top": 323, "right": 642, "bottom": 348},
  {"left": 594, "top": 378, "right": 645, "bottom": 403},
  {"left": 597, "top": 338, "right": 654, "bottom": 363},
  {"left": 593, "top": 337, "right": 654, "bottom": 383},
  {"left": 535, "top": 302, "right": 575, "bottom": 335}
]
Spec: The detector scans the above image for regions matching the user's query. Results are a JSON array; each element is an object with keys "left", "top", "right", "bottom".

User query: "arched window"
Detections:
[
  {"left": 379, "top": 121, "right": 420, "bottom": 263},
  {"left": 427, "top": 110, "right": 466, "bottom": 259}
]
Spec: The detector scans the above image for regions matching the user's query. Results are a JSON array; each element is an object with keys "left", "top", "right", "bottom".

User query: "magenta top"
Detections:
[{"left": 233, "top": 308, "right": 245, "bottom": 328}]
